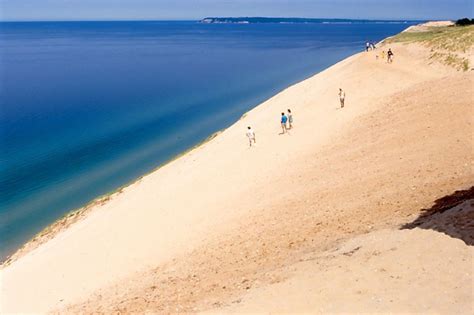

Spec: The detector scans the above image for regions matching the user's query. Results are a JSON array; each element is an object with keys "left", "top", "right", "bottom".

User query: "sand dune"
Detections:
[
  {"left": 1, "top": 24, "right": 473, "bottom": 313},
  {"left": 213, "top": 218, "right": 473, "bottom": 313}
]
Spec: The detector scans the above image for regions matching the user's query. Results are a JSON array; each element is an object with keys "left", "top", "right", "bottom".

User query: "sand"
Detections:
[
  {"left": 212, "top": 217, "right": 473, "bottom": 314},
  {"left": 1, "top": 23, "right": 473, "bottom": 313}
]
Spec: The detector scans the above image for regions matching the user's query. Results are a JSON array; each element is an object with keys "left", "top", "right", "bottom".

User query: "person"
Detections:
[
  {"left": 387, "top": 48, "right": 394, "bottom": 63},
  {"left": 287, "top": 109, "right": 293, "bottom": 129},
  {"left": 339, "top": 88, "right": 345, "bottom": 108},
  {"left": 365, "top": 42, "right": 370, "bottom": 52},
  {"left": 280, "top": 112, "right": 288, "bottom": 134},
  {"left": 246, "top": 126, "right": 256, "bottom": 147}
]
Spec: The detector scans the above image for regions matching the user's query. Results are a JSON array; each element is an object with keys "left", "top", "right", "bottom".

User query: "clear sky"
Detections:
[{"left": 0, "top": 0, "right": 472, "bottom": 22}]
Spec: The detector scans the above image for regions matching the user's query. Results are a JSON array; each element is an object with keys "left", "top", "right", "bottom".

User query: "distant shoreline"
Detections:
[
  {"left": 0, "top": 18, "right": 427, "bottom": 24},
  {"left": 199, "top": 17, "right": 426, "bottom": 24}
]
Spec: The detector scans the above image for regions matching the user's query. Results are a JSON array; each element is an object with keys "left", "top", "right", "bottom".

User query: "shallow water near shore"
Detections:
[{"left": 0, "top": 20, "right": 417, "bottom": 261}]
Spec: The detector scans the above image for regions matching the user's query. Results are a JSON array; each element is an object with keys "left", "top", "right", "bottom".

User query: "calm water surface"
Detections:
[{"left": 0, "top": 20, "right": 417, "bottom": 260}]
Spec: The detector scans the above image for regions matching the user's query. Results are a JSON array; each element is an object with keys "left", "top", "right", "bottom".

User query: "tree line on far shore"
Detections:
[{"left": 455, "top": 18, "right": 474, "bottom": 26}]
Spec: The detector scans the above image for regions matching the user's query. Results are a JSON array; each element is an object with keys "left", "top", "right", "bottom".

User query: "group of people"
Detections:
[
  {"left": 246, "top": 87, "right": 348, "bottom": 147},
  {"left": 367, "top": 40, "right": 395, "bottom": 63},
  {"left": 376, "top": 48, "right": 394, "bottom": 63},
  {"left": 280, "top": 109, "right": 293, "bottom": 134},
  {"left": 246, "top": 109, "right": 294, "bottom": 147},
  {"left": 365, "top": 41, "right": 376, "bottom": 51},
  {"left": 245, "top": 42, "right": 395, "bottom": 147}
]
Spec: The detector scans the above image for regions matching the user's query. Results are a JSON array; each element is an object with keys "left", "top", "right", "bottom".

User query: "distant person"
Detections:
[
  {"left": 287, "top": 109, "right": 293, "bottom": 129},
  {"left": 387, "top": 48, "right": 394, "bottom": 63},
  {"left": 280, "top": 112, "right": 288, "bottom": 134},
  {"left": 366, "top": 42, "right": 370, "bottom": 52},
  {"left": 339, "top": 88, "right": 346, "bottom": 108},
  {"left": 246, "top": 126, "right": 256, "bottom": 147}
]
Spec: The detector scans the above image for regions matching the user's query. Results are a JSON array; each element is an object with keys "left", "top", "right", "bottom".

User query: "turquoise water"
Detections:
[{"left": 0, "top": 20, "right": 417, "bottom": 260}]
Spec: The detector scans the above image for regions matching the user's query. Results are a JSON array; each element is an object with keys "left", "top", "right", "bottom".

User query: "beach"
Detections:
[
  {"left": 1, "top": 21, "right": 402, "bottom": 259},
  {"left": 1, "top": 22, "right": 473, "bottom": 313}
]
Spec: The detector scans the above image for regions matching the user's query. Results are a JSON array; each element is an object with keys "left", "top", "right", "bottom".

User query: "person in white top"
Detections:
[
  {"left": 287, "top": 109, "right": 293, "bottom": 129},
  {"left": 339, "top": 88, "right": 346, "bottom": 108},
  {"left": 246, "top": 126, "right": 256, "bottom": 147}
]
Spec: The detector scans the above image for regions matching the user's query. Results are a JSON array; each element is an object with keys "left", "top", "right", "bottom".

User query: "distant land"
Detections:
[{"left": 199, "top": 17, "right": 421, "bottom": 24}]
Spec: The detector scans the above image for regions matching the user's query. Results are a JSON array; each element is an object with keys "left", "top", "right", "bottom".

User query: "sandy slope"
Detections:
[
  {"left": 213, "top": 217, "right": 473, "bottom": 314},
  {"left": 1, "top": 28, "right": 473, "bottom": 313}
]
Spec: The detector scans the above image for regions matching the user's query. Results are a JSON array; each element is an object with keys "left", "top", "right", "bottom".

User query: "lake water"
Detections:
[{"left": 0, "top": 20, "right": 417, "bottom": 260}]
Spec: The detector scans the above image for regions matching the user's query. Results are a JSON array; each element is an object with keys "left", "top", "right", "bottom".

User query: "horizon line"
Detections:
[{"left": 0, "top": 17, "right": 438, "bottom": 23}]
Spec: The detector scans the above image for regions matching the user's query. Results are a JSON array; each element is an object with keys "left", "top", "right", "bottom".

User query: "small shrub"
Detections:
[{"left": 462, "top": 59, "right": 469, "bottom": 71}]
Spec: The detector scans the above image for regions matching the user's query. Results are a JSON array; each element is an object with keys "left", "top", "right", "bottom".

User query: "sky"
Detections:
[{"left": 0, "top": 0, "right": 472, "bottom": 22}]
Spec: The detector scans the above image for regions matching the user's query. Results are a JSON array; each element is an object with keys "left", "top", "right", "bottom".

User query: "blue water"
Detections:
[{"left": 0, "top": 20, "right": 417, "bottom": 261}]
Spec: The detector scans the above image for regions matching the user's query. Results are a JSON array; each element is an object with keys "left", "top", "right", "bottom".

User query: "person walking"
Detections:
[
  {"left": 387, "top": 48, "right": 394, "bottom": 63},
  {"left": 246, "top": 126, "right": 256, "bottom": 147},
  {"left": 339, "top": 88, "right": 346, "bottom": 108},
  {"left": 365, "top": 42, "right": 370, "bottom": 52},
  {"left": 287, "top": 109, "right": 293, "bottom": 129},
  {"left": 280, "top": 112, "right": 288, "bottom": 134}
]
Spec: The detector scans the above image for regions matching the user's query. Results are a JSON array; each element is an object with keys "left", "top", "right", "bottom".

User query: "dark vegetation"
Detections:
[
  {"left": 199, "top": 17, "right": 419, "bottom": 24},
  {"left": 456, "top": 18, "right": 474, "bottom": 26}
]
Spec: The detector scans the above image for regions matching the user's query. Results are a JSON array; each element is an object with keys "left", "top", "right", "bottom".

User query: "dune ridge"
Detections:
[{"left": 1, "top": 23, "right": 473, "bottom": 313}]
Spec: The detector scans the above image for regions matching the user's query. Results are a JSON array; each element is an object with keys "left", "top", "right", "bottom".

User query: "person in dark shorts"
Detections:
[
  {"left": 387, "top": 48, "right": 394, "bottom": 63},
  {"left": 280, "top": 112, "right": 288, "bottom": 134}
]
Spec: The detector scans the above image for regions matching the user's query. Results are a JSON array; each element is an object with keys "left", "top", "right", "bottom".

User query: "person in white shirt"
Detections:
[
  {"left": 339, "top": 88, "right": 346, "bottom": 108},
  {"left": 246, "top": 126, "right": 256, "bottom": 147},
  {"left": 287, "top": 109, "right": 293, "bottom": 129}
]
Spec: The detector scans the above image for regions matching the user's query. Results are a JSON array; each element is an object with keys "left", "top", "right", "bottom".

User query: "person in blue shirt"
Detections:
[{"left": 281, "top": 112, "right": 288, "bottom": 134}]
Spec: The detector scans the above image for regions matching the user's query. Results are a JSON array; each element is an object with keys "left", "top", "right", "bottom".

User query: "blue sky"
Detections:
[{"left": 1, "top": 0, "right": 472, "bottom": 21}]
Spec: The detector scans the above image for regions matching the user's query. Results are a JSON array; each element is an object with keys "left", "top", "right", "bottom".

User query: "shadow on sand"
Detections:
[{"left": 401, "top": 186, "right": 474, "bottom": 246}]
